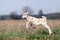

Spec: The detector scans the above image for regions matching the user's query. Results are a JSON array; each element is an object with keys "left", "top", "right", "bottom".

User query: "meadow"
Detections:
[{"left": 0, "top": 19, "right": 60, "bottom": 40}]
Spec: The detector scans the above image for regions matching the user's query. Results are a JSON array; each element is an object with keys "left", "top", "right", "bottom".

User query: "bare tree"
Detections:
[
  {"left": 22, "top": 6, "right": 33, "bottom": 15},
  {"left": 38, "top": 9, "right": 43, "bottom": 18}
]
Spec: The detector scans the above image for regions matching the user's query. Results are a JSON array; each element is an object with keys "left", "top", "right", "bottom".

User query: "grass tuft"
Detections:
[{"left": 0, "top": 27, "right": 60, "bottom": 40}]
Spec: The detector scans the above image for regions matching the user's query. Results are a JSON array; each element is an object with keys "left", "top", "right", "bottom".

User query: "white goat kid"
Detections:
[{"left": 22, "top": 12, "right": 52, "bottom": 35}]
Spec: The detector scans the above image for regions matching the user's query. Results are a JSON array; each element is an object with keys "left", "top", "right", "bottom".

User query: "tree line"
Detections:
[{"left": 0, "top": 6, "right": 60, "bottom": 20}]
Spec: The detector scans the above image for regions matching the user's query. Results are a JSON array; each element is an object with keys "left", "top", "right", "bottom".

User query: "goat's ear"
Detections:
[{"left": 26, "top": 12, "right": 29, "bottom": 14}]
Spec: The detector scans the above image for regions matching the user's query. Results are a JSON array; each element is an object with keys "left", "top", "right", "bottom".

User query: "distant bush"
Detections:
[
  {"left": 46, "top": 12, "right": 60, "bottom": 19},
  {"left": 10, "top": 11, "right": 22, "bottom": 20}
]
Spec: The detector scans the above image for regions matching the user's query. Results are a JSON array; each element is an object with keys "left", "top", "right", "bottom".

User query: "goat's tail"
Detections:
[{"left": 42, "top": 16, "right": 47, "bottom": 23}]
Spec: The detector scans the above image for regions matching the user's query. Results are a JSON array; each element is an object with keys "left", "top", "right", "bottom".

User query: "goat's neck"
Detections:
[{"left": 25, "top": 15, "right": 30, "bottom": 20}]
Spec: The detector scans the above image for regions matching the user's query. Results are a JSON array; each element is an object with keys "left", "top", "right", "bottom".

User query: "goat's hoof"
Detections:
[{"left": 49, "top": 33, "right": 54, "bottom": 35}]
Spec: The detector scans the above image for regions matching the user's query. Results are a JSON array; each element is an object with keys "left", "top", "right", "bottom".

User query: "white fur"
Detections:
[{"left": 22, "top": 12, "right": 52, "bottom": 35}]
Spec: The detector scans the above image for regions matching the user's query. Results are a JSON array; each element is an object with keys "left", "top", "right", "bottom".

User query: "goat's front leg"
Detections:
[{"left": 26, "top": 21, "right": 29, "bottom": 28}]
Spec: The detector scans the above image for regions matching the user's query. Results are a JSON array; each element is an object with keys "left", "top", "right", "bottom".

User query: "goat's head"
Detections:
[{"left": 22, "top": 12, "right": 29, "bottom": 18}]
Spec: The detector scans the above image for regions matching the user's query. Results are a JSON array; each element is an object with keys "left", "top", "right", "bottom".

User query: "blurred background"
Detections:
[{"left": 0, "top": 0, "right": 60, "bottom": 20}]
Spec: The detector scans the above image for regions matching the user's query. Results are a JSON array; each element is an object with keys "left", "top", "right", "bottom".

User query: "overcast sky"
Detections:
[{"left": 0, "top": 0, "right": 60, "bottom": 15}]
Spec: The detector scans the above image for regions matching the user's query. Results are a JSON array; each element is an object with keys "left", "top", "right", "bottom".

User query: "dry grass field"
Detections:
[
  {"left": 0, "top": 19, "right": 60, "bottom": 31},
  {"left": 0, "top": 19, "right": 60, "bottom": 40}
]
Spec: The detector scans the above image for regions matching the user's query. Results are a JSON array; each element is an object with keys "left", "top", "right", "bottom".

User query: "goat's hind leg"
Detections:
[{"left": 43, "top": 24, "right": 52, "bottom": 35}]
